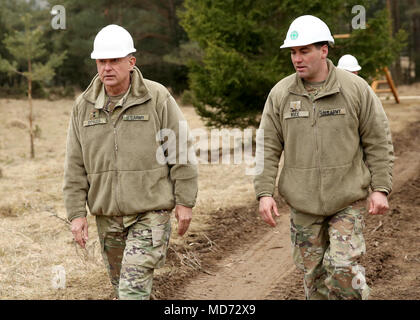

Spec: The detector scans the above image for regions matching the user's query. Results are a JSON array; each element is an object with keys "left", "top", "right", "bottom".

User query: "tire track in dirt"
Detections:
[{"left": 173, "top": 211, "right": 294, "bottom": 300}]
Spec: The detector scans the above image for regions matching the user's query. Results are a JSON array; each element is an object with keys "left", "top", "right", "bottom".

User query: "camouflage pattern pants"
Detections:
[
  {"left": 290, "top": 206, "right": 370, "bottom": 300},
  {"left": 96, "top": 210, "right": 171, "bottom": 300}
]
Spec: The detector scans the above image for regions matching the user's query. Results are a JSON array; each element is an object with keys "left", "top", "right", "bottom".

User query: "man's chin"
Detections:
[
  {"left": 296, "top": 71, "right": 307, "bottom": 79},
  {"left": 102, "top": 79, "right": 116, "bottom": 86}
]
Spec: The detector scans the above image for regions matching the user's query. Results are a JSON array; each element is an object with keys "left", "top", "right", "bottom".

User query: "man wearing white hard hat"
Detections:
[
  {"left": 63, "top": 25, "right": 198, "bottom": 300},
  {"left": 337, "top": 54, "right": 362, "bottom": 75},
  {"left": 254, "top": 15, "right": 393, "bottom": 300}
]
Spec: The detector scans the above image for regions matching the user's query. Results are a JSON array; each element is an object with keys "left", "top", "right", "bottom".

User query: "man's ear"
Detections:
[
  {"left": 321, "top": 45, "right": 329, "bottom": 59},
  {"left": 129, "top": 55, "right": 136, "bottom": 71}
]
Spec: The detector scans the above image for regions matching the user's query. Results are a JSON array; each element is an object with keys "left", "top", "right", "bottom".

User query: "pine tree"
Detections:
[
  {"left": 48, "top": 0, "right": 188, "bottom": 92},
  {"left": 0, "top": 13, "right": 66, "bottom": 158},
  {"left": 180, "top": 0, "right": 407, "bottom": 128}
]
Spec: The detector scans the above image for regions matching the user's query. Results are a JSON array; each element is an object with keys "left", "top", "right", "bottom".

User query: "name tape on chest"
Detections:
[
  {"left": 83, "top": 118, "right": 107, "bottom": 127},
  {"left": 319, "top": 108, "right": 346, "bottom": 117},
  {"left": 284, "top": 110, "right": 309, "bottom": 119},
  {"left": 123, "top": 114, "right": 149, "bottom": 121}
]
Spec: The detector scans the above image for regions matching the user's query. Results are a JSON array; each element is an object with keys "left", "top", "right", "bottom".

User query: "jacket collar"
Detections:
[
  {"left": 82, "top": 66, "right": 152, "bottom": 108},
  {"left": 288, "top": 59, "right": 341, "bottom": 99}
]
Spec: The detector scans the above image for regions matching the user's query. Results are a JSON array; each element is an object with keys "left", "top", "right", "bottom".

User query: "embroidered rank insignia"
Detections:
[
  {"left": 290, "top": 101, "right": 301, "bottom": 112},
  {"left": 123, "top": 114, "right": 149, "bottom": 121},
  {"left": 89, "top": 110, "right": 99, "bottom": 119},
  {"left": 319, "top": 108, "right": 347, "bottom": 117}
]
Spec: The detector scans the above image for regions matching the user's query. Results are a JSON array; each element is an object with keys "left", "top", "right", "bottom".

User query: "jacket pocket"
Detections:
[
  {"left": 321, "top": 160, "right": 371, "bottom": 215},
  {"left": 118, "top": 167, "right": 175, "bottom": 214},
  {"left": 87, "top": 171, "right": 115, "bottom": 215},
  {"left": 278, "top": 166, "right": 323, "bottom": 215}
]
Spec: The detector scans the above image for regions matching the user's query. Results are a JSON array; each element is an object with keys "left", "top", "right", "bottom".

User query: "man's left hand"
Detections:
[
  {"left": 368, "top": 191, "right": 389, "bottom": 215},
  {"left": 175, "top": 205, "right": 192, "bottom": 236}
]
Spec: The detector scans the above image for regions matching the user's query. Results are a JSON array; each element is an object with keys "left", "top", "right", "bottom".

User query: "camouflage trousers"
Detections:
[
  {"left": 96, "top": 210, "right": 171, "bottom": 300},
  {"left": 290, "top": 206, "right": 370, "bottom": 300}
]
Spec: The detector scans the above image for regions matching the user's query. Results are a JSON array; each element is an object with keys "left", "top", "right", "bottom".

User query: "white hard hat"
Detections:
[
  {"left": 91, "top": 24, "right": 136, "bottom": 59},
  {"left": 280, "top": 15, "right": 334, "bottom": 49},
  {"left": 337, "top": 54, "right": 361, "bottom": 72}
]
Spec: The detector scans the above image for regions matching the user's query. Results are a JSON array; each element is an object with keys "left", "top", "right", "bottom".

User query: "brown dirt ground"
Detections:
[{"left": 0, "top": 86, "right": 419, "bottom": 300}]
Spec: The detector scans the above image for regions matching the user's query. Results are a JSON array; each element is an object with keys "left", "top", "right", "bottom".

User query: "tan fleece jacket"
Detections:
[
  {"left": 63, "top": 67, "right": 198, "bottom": 222},
  {"left": 254, "top": 59, "right": 394, "bottom": 216}
]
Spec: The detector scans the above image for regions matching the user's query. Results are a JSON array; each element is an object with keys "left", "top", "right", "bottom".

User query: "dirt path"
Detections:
[
  {"left": 177, "top": 212, "right": 293, "bottom": 300},
  {"left": 161, "top": 108, "right": 420, "bottom": 301}
]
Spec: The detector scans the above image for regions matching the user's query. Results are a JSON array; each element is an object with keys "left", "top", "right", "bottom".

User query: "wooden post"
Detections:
[
  {"left": 383, "top": 66, "right": 400, "bottom": 103},
  {"left": 333, "top": 34, "right": 351, "bottom": 39},
  {"left": 371, "top": 67, "right": 400, "bottom": 104},
  {"left": 333, "top": 32, "right": 400, "bottom": 103}
]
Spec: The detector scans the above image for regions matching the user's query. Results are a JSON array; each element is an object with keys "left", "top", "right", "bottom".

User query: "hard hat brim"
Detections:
[
  {"left": 280, "top": 39, "right": 334, "bottom": 49},
  {"left": 337, "top": 65, "right": 361, "bottom": 72},
  {"left": 91, "top": 49, "right": 136, "bottom": 60}
]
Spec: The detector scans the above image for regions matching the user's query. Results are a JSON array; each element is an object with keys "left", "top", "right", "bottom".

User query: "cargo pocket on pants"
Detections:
[
  {"left": 152, "top": 228, "right": 165, "bottom": 248},
  {"left": 350, "top": 211, "right": 366, "bottom": 257},
  {"left": 290, "top": 212, "right": 304, "bottom": 271},
  {"left": 151, "top": 219, "right": 171, "bottom": 269}
]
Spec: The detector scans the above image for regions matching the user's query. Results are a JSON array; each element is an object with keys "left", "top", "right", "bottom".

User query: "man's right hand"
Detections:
[
  {"left": 258, "top": 196, "right": 280, "bottom": 227},
  {"left": 71, "top": 217, "right": 89, "bottom": 248}
]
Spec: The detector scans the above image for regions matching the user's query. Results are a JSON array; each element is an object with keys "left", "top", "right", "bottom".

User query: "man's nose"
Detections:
[
  {"left": 104, "top": 62, "right": 113, "bottom": 70},
  {"left": 293, "top": 53, "right": 303, "bottom": 63}
]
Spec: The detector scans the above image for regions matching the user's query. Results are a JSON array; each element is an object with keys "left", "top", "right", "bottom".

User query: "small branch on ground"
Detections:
[
  {"left": 372, "top": 220, "right": 383, "bottom": 233},
  {"left": 49, "top": 212, "right": 71, "bottom": 227}
]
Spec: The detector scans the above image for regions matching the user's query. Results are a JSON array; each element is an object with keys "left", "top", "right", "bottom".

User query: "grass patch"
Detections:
[{"left": 0, "top": 204, "right": 21, "bottom": 217}]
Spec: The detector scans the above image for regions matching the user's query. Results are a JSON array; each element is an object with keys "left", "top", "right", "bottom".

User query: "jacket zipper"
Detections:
[
  {"left": 111, "top": 112, "right": 122, "bottom": 214},
  {"left": 113, "top": 127, "right": 118, "bottom": 152},
  {"left": 113, "top": 124, "right": 121, "bottom": 214},
  {"left": 312, "top": 101, "right": 325, "bottom": 215},
  {"left": 104, "top": 108, "right": 122, "bottom": 214},
  {"left": 109, "top": 101, "right": 144, "bottom": 214}
]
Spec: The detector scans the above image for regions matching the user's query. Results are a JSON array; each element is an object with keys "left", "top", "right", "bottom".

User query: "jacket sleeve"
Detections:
[
  {"left": 160, "top": 95, "right": 198, "bottom": 208},
  {"left": 63, "top": 102, "right": 89, "bottom": 221},
  {"left": 358, "top": 86, "right": 394, "bottom": 194},
  {"left": 253, "top": 91, "right": 284, "bottom": 200}
]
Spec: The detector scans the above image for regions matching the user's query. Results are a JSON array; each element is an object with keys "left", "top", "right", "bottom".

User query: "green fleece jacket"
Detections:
[
  {"left": 254, "top": 59, "right": 394, "bottom": 216},
  {"left": 63, "top": 67, "right": 198, "bottom": 222}
]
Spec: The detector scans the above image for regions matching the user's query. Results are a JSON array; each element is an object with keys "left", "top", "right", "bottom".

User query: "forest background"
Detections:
[{"left": 0, "top": 0, "right": 418, "bottom": 128}]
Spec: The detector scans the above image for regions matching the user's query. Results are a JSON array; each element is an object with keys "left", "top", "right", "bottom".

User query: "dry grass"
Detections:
[
  {"left": 0, "top": 204, "right": 20, "bottom": 217},
  {"left": 0, "top": 98, "right": 114, "bottom": 299}
]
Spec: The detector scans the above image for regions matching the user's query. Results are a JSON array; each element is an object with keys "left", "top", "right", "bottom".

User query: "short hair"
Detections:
[{"left": 313, "top": 41, "right": 329, "bottom": 49}]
